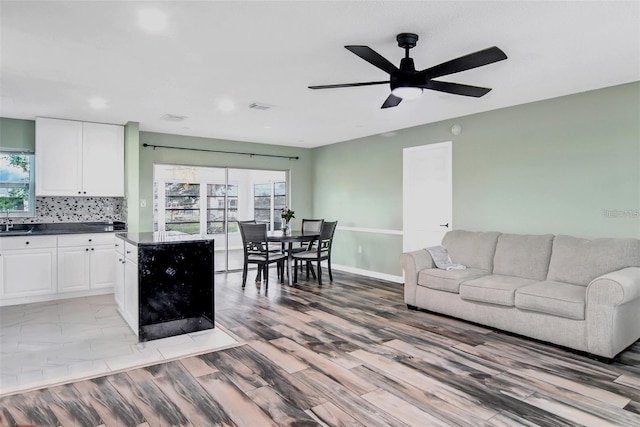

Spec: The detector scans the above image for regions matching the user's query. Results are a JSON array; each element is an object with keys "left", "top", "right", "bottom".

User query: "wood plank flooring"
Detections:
[{"left": 2, "top": 269, "right": 640, "bottom": 426}]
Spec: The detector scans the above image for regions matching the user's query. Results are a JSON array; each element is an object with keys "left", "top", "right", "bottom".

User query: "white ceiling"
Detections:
[{"left": 1, "top": 1, "right": 639, "bottom": 148}]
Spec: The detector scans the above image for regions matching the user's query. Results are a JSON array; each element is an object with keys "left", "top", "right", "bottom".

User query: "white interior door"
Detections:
[{"left": 403, "top": 141, "right": 452, "bottom": 252}]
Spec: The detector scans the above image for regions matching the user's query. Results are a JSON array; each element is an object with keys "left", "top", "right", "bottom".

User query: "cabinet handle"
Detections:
[
  {"left": 78, "top": 191, "right": 81, "bottom": 194},
  {"left": 86, "top": 248, "right": 89, "bottom": 251},
  {"left": 25, "top": 241, "right": 29, "bottom": 245},
  {"left": 88, "top": 239, "right": 92, "bottom": 242},
  {"left": 83, "top": 191, "right": 87, "bottom": 194},
  {"left": 126, "top": 250, "right": 131, "bottom": 254},
  {"left": 91, "top": 248, "right": 94, "bottom": 251}
]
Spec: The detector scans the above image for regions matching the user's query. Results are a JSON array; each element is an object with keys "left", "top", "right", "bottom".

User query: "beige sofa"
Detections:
[{"left": 400, "top": 230, "right": 640, "bottom": 360}]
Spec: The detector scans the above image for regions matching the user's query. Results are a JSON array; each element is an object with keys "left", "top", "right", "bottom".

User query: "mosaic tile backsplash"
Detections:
[{"left": 9, "top": 197, "right": 126, "bottom": 224}]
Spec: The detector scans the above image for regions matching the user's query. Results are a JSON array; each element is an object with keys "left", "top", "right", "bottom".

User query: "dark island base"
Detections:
[
  {"left": 136, "top": 239, "right": 215, "bottom": 342},
  {"left": 140, "top": 316, "right": 214, "bottom": 342}
]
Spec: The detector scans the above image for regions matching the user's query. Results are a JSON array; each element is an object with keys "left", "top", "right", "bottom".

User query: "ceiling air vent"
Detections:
[
  {"left": 161, "top": 114, "right": 188, "bottom": 122},
  {"left": 248, "top": 102, "right": 272, "bottom": 111}
]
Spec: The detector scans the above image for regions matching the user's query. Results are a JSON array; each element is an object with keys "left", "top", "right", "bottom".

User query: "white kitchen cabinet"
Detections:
[
  {"left": 114, "top": 240, "right": 125, "bottom": 310},
  {"left": 115, "top": 237, "right": 138, "bottom": 335},
  {"left": 82, "top": 122, "right": 125, "bottom": 196},
  {"left": 124, "top": 256, "right": 139, "bottom": 335},
  {"left": 36, "top": 117, "right": 124, "bottom": 197},
  {"left": 57, "top": 233, "right": 115, "bottom": 293},
  {"left": 0, "top": 236, "right": 57, "bottom": 301}
]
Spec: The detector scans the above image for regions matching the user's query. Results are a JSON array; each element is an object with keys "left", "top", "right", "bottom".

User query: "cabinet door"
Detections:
[
  {"left": 57, "top": 246, "right": 90, "bottom": 292},
  {"left": 114, "top": 252, "right": 125, "bottom": 310},
  {"left": 82, "top": 122, "right": 124, "bottom": 196},
  {"left": 1, "top": 248, "right": 57, "bottom": 298},
  {"left": 90, "top": 245, "right": 116, "bottom": 289},
  {"left": 124, "top": 258, "right": 139, "bottom": 335},
  {"left": 35, "top": 118, "right": 83, "bottom": 196}
]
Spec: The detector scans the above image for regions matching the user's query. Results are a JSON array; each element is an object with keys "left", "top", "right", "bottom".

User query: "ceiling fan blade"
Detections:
[
  {"left": 381, "top": 94, "right": 402, "bottom": 109},
  {"left": 420, "top": 80, "right": 492, "bottom": 97},
  {"left": 345, "top": 45, "right": 399, "bottom": 75},
  {"left": 417, "top": 46, "right": 507, "bottom": 80},
  {"left": 308, "top": 81, "right": 388, "bottom": 90}
]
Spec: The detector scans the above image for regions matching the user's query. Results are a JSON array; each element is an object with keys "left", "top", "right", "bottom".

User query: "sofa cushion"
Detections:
[
  {"left": 515, "top": 281, "right": 586, "bottom": 320},
  {"left": 493, "top": 234, "right": 554, "bottom": 281},
  {"left": 442, "top": 230, "right": 500, "bottom": 272},
  {"left": 547, "top": 235, "right": 640, "bottom": 286},
  {"left": 418, "top": 268, "right": 489, "bottom": 293},
  {"left": 460, "top": 275, "right": 538, "bottom": 307}
]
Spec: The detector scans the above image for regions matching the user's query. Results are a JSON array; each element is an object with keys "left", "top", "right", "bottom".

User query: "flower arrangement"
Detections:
[{"left": 281, "top": 207, "right": 295, "bottom": 222}]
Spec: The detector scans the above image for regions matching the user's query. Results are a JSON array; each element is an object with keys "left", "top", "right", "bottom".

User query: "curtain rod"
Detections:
[{"left": 142, "top": 143, "right": 299, "bottom": 160}]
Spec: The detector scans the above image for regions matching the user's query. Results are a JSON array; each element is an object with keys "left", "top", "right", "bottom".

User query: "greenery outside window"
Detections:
[
  {"left": 254, "top": 181, "right": 287, "bottom": 230},
  {"left": 0, "top": 150, "right": 35, "bottom": 217},
  {"left": 164, "top": 183, "right": 200, "bottom": 234},
  {"left": 207, "top": 184, "right": 238, "bottom": 234}
]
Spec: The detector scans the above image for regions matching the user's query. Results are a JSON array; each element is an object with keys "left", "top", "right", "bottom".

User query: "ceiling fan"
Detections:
[{"left": 308, "top": 33, "right": 507, "bottom": 109}]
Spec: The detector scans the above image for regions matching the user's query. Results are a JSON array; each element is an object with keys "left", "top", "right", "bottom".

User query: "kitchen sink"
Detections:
[
  {"left": 0, "top": 224, "right": 37, "bottom": 235},
  {"left": 0, "top": 229, "right": 34, "bottom": 235}
]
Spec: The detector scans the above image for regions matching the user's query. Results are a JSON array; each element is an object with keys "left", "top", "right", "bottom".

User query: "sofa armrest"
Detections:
[
  {"left": 400, "top": 250, "right": 435, "bottom": 305},
  {"left": 585, "top": 267, "right": 640, "bottom": 357},
  {"left": 587, "top": 267, "right": 640, "bottom": 306}
]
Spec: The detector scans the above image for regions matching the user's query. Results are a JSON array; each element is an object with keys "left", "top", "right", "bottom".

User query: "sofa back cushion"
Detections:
[
  {"left": 547, "top": 235, "right": 640, "bottom": 286},
  {"left": 442, "top": 230, "right": 500, "bottom": 272},
  {"left": 493, "top": 234, "right": 554, "bottom": 281}
]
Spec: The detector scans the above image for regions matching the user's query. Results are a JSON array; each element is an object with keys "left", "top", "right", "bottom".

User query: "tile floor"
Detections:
[{"left": 0, "top": 294, "right": 240, "bottom": 396}]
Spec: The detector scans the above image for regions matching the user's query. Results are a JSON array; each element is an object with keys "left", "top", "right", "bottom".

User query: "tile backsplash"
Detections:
[{"left": 10, "top": 197, "right": 126, "bottom": 224}]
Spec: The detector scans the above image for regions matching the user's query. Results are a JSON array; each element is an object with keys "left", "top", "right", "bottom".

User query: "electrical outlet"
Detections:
[{"left": 140, "top": 199, "right": 147, "bottom": 208}]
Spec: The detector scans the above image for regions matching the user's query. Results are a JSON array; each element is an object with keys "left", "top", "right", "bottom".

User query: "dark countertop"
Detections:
[
  {"left": 0, "top": 222, "right": 126, "bottom": 237},
  {"left": 116, "top": 232, "right": 215, "bottom": 246}
]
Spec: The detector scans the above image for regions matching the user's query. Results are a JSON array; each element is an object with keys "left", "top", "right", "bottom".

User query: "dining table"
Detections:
[{"left": 267, "top": 230, "right": 320, "bottom": 287}]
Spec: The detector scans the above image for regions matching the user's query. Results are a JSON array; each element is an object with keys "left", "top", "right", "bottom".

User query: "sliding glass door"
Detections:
[{"left": 154, "top": 165, "right": 287, "bottom": 272}]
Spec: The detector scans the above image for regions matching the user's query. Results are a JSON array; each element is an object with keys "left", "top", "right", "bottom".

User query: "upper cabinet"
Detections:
[{"left": 35, "top": 117, "right": 124, "bottom": 197}]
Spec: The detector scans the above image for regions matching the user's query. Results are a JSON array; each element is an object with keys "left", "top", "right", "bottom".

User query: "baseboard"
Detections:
[{"left": 332, "top": 264, "right": 403, "bottom": 283}]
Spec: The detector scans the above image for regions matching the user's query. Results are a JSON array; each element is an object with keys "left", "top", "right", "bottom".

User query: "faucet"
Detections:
[{"left": 4, "top": 210, "right": 13, "bottom": 232}]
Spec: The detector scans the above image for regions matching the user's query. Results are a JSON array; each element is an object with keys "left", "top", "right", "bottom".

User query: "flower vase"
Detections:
[{"left": 282, "top": 220, "right": 289, "bottom": 235}]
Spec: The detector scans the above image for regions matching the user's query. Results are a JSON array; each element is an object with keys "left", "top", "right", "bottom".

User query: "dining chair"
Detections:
[
  {"left": 289, "top": 219, "right": 324, "bottom": 271},
  {"left": 238, "top": 222, "right": 286, "bottom": 288},
  {"left": 292, "top": 221, "right": 337, "bottom": 286}
]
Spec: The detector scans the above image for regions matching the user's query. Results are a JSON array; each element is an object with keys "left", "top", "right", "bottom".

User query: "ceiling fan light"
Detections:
[{"left": 391, "top": 86, "right": 423, "bottom": 100}]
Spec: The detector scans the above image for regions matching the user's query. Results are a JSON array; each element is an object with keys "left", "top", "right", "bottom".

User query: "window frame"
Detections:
[{"left": 0, "top": 149, "right": 36, "bottom": 218}]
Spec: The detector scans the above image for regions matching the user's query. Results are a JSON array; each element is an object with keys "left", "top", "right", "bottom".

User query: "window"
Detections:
[
  {"left": 0, "top": 151, "right": 35, "bottom": 217},
  {"left": 207, "top": 184, "right": 238, "bottom": 234},
  {"left": 254, "top": 181, "right": 287, "bottom": 230},
  {"left": 164, "top": 183, "right": 200, "bottom": 234}
]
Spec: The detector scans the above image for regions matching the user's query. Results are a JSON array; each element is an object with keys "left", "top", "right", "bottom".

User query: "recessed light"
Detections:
[
  {"left": 89, "top": 97, "right": 108, "bottom": 109},
  {"left": 217, "top": 99, "right": 236, "bottom": 112},
  {"left": 138, "top": 8, "right": 167, "bottom": 33}
]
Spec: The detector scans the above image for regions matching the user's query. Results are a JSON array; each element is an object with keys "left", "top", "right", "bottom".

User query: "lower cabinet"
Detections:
[
  {"left": 115, "top": 238, "right": 138, "bottom": 335},
  {"left": 57, "top": 233, "right": 116, "bottom": 293},
  {"left": 0, "top": 236, "right": 57, "bottom": 300},
  {"left": 0, "top": 232, "right": 116, "bottom": 306},
  {"left": 114, "top": 242, "right": 125, "bottom": 309}
]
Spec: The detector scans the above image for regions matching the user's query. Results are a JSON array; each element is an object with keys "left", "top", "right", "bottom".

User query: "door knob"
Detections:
[{"left": 440, "top": 223, "right": 449, "bottom": 228}]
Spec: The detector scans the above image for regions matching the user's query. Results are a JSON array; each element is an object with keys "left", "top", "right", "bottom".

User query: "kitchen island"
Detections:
[{"left": 115, "top": 232, "right": 214, "bottom": 342}]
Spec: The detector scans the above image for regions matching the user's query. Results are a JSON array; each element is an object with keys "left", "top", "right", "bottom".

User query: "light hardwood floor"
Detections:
[{"left": 2, "top": 269, "right": 640, "bottom": 426}]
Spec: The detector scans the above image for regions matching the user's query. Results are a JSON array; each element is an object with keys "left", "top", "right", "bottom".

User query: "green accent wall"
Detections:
[
  {"left": 311, "top": 81, "right": 640, "bottom": 277},
  {"left": 124, "top": 122, "right": 141, "bottom": 231},
  {"left": 0, "top": 117, "right": 35, "bottom": 150}
]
